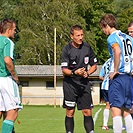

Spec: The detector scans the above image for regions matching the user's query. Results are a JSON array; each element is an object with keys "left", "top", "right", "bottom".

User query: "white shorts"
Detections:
[{"left": 0, "top": 76, "right": 23, "bottom": 111}]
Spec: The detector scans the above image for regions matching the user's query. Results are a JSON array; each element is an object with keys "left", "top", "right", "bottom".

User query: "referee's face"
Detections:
[{"left": 71, "top": 29, "right": 84, "bottom": 46}]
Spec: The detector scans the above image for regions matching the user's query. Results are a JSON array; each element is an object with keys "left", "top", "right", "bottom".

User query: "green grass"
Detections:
[{"left": 0, "top": 105, "right": 126, "bottom": 133}]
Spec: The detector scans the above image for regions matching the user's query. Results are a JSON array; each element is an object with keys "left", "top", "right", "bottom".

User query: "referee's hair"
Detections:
[{"left": 70, "top": 25, "right": 82, "bottom": 35}]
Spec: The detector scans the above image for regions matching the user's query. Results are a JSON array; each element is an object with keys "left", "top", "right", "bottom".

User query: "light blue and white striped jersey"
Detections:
[
  {"left": 99, "top": 58, "right": 111, "bottom": 90},
  {"left": 107, "top": 30, "right": 133, "bottom": 74}
]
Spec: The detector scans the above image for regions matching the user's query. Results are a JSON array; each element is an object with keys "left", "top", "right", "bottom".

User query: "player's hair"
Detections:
[
  {"left": 70, "top": 25, "right": 83, "bottom": 35},
  {"left": 99, "top": 14, "right": 117, "bottom": 28},
  {"left": 0, "top": 18, "right": 16, "bottom": 33},
  {"left": 128, "top": 20, "right": 133, "bottom": 27}
]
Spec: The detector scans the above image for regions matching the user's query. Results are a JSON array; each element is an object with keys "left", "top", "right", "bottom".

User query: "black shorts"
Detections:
[{"left": 63, "top": 79, "right": 93, "bottom": 110}]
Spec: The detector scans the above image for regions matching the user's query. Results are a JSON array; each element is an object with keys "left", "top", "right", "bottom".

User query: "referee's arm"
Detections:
[
  {"left": 87, "top": 64, "right": 97, "bottom": 76},
  {"left": 62, "top": 68, "right": 73, "bottom": 76}
]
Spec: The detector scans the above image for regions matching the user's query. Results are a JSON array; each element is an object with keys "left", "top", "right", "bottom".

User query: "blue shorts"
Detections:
[
  {"left": 101, "top": 90, "right": 109, "bottom": 102},
  {"left": 132, "top": 77, "right": 133, "bottom": 104},
  {"left": 109, "top": 74, "right": 132, "bottom": 109}
]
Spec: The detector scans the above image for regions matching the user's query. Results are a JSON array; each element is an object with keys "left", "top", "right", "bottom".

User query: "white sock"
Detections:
[
  {"left": 103, "top": 109, "right": 110, "bottom": 126},
  {"left": 113, "top": 116, "right": 122, "bottom": 133},
  {"left": 124, "top": 115, "right": 133, "bottom": 133}
]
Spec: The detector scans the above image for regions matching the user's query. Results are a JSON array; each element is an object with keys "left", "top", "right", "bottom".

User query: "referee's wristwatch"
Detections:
[{"left": 71, "top": 70, "right": 76, "bottom": 75}]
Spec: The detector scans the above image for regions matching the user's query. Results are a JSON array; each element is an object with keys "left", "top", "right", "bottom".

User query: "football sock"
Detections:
[
  {"left": 113, "top": 116, "right": 122, "bottom": 133},
  {"left": 103, "top": 109, "right": 109, "bottom": 126},
  {"left": 124, "top": 114, "right": 133, "bottom": 132},
  {"left": 65, "top": 116, "right": 74, "bottom": 133},
  {"left": 12, "top": 126, "right": 15, "bottom": 133},
  {"left": 84, "top": 116, "right": 94, "bottom": 133},
  {"left": 2, "top": 120, "right": 14, "bottom": 133}
]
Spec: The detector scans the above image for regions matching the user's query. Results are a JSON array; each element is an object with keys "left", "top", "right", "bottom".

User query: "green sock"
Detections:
[{"left": 2, "top": 120, "right": 14, "bottom": 133}]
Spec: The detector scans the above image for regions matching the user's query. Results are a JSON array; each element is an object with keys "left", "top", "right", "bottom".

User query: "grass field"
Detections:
[{"left": 0, "top": 105, "right": 126, "bottom": 133}]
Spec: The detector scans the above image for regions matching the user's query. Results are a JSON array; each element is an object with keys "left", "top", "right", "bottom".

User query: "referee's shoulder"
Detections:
[
  {"left": 63, "top": 43, "right": 71, "bottom": 50},
  {"left": 83, "top": 42, "right": 91, "bottom": 48}
]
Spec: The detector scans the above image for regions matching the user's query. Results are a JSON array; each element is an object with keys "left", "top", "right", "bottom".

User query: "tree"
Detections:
[
  {"left": 13, "top": 0, "right": 88, "bottom": 65},
  {"left": 0, "top": 0, "right": 133, "bottom": 65}
]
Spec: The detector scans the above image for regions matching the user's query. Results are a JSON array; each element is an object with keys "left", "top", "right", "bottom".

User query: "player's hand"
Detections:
[
  {"left": 109, "top": 72, "right": 120, "bottom": 80},
  {"left": 12, "top": 76, "right": 20, "bottom": 85}
]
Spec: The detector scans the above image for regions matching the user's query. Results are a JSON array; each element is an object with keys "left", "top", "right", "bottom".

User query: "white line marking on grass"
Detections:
[{"left": 93, "top": 108, "right": 102, "bottom": 125}]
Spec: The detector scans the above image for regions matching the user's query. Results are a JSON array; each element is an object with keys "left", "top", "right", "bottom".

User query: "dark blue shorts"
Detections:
[
  {"left": 109, "top": 74, "right": 132, "bottom": 109},
  {"left": 101, "top": 90, "right": 109, "bottom": 102},
  {"left": 132, "top": 77, "right": 133, "bottom": 104}
]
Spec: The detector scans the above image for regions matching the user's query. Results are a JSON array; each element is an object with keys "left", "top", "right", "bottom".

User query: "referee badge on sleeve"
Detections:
[
  {"left": 61, "top": 62, "right": 68, "bottom": 67},
  {"left": 94, "top": 58, "right": 97, "bottom": 62},
  {"left": 84, "top": 57, "right": 89, "bottom": 64}
]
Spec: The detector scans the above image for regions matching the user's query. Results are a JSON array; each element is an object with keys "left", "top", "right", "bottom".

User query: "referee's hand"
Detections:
[{"left": 75, "top": 67, "right": 87, "bottom": 78}]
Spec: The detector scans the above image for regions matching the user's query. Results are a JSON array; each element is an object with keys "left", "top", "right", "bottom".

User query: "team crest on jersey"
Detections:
[{"left": 84, "top": 57, "right": 89, "bottom": 64}]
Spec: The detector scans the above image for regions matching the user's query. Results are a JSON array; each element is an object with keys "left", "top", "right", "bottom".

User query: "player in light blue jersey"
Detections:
[
  {"left": 128, "top": 20, "right": 133, "bottom": 119},
  {"left": 99, "top": 14, "right": 133, "bottom": 133},
  {"left": 99, "top": 58, "right": 111, "bottom": 130}
]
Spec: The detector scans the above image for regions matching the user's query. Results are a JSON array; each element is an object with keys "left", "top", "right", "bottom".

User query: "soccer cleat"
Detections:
[{"left": 102, "top": 126, "right": 109, "bottom": 130}]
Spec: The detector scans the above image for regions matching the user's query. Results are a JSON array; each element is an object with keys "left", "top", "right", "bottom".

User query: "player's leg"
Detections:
[
  {"left": 2, "top": 109, "right": 18, "bottom": 133},
  {"left": 122, "top": 75, "right": 133, "bottom": 132},
  {"left": 123, "top": 108, "right": 133, "bottom": 132},
  {"left": 1, "top": 77, "right": 22, "bottom": 133},
  {"left": 111, "top": 107, "right": 123, "bottom": 133},
  {"left": 2, "top": 111, "right": 15, "bottom": 133},
  {"left": 102, "top": 90, "right": 110, "bottom": 130},
  {"left": 109, "top": 79, "right": 122, "bottom": 132},
  {"left": 131, "top": 77, "right": 133, "bottom": 119},
  {"left": 0, "top": 111, "right": 3, "bottom": 119},
  {"left": 130, "top": 107, "right": 133, "bottom": 119},
  {"left": 0, "top": 93, "right": 5, "bottom": 119},
  {"left": 102, "top": 102, "right": 110, "bottom": 130},
  {"left": 12, "top": 126, "right": 15, "bottom": 133}
]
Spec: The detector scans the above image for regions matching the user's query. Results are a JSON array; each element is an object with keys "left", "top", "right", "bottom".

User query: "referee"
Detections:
[{"left": 61, "top": 25, "right": 98, "bottom": 133}]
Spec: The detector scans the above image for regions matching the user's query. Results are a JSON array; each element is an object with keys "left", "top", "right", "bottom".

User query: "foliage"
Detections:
[{"left": 0, "top": 0, "right": 133, "bottom": 65}]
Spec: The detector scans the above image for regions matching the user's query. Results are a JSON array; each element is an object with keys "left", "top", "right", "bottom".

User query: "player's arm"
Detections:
[
  {"left": 87, "top": 46, "right": 98, "bottom": 77},
  {"left": 99, "top": 64, "right": 105, "bottom": 81},
  {"left": 99, "top": 76, "right": 104, "bottom": 81},
  {"left": 110, "top": 43, "right": 121, "bottom": 79},
  {"left": 112, "top": 43, "right": 121, "bottom": 72},
  {"left": 4, "top": 56, "right": 19, "bottom": 83}
]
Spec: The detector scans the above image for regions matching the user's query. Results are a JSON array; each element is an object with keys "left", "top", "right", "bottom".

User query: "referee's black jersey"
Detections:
[{"left": 61, "top": 42, "right": 98, "bottom": 80}]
